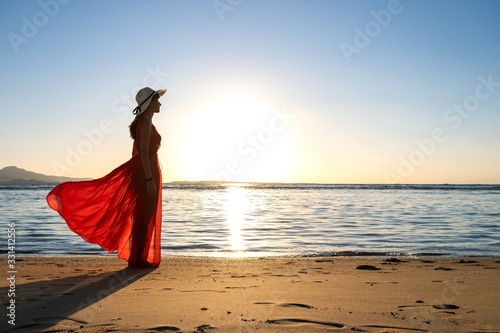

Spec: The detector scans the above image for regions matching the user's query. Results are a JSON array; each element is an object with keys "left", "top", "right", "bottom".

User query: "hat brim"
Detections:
[
  {"left": 136, "top": 89, "right": 167, "bottom": 115},
  {"left": 156, "top": 89, "right": 167, "bottom": 98}
]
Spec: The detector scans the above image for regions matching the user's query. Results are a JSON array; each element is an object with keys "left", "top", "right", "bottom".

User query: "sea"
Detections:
[{"left": 1, "top": 183, "right": 500, "bottom": 258}]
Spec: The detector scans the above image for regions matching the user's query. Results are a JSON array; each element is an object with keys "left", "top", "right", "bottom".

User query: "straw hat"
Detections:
[{"left": 132, "top": 87, "right": 167, "bottom": 115}]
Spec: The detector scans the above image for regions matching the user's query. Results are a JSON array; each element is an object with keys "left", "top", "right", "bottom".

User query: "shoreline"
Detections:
[
  {"left": 2, "top": 256, "right": 499, "bottom": 332},
  {"left": 5, "top": 252, "right": 500, "bottom": 259}
]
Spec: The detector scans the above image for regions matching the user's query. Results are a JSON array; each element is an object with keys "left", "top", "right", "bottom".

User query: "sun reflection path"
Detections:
[{"left": 223, "top": 184, "right": 250, "bottom": 256}]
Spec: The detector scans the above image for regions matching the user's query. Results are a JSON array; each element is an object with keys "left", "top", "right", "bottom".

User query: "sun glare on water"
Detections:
[
  {"left": 179, "top": 97, "right": 294, "bottom": 182},
  {"left": 217, "top": 184, "right": 263, "bottom": 258},
  {"left": 224, "top": 185, "right": 247, "bottom": 254}
]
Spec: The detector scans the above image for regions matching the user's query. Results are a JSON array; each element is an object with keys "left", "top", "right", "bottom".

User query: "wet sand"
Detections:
[{"left": 1, "top": 256, "right": 499, "bottom": 332}]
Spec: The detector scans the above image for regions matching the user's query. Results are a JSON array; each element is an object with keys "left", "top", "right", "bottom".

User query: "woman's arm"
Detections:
[{"left": 139, "top": 119, "right": 156, "bottom": 195}]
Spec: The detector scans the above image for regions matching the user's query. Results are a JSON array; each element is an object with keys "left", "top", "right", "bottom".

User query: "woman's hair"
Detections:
[
  {"left": 129, "top": 114, "right": 142, "bottom": 140},
  {"left": 129, "top": 93, "right": 158, "bottom": 140}
]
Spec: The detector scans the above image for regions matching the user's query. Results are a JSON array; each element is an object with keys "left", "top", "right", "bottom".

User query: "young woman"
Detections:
[{"left": 47, "top": 87, "right": 166, "bottom": 268}]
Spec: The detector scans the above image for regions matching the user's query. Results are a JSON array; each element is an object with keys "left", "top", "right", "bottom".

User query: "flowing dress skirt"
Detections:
[{"left": 47, "top": 145, "right": 162, "bottom": 267}]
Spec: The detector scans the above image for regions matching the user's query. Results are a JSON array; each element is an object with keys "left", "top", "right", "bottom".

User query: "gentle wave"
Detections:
[
  {"left": 164, "top": 183, "right": 500, "bottom": 191},
  {"left": 2, "top": 183, "right": 500, "bottom": 191}
]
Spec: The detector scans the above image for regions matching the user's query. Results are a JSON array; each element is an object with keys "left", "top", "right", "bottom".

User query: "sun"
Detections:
[{"left": 178, "top": 96, "right": 294, "bottom": 182}]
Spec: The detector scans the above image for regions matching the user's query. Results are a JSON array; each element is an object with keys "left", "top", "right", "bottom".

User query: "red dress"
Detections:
[{"left": 47, "top": 118, "right": 162, "bottom": 267}]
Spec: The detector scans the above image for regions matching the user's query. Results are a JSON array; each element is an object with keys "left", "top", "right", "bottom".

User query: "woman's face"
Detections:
[{"left": 149, "top": 97, "right": 161, "bottom": 113}]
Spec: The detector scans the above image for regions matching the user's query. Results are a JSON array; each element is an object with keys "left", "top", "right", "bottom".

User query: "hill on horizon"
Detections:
[{"left": 0, "top": 166, "right": 90, "bottom": 184}]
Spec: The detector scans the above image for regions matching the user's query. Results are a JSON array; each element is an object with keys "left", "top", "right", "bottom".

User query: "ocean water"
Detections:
[{"left": 1, "top": 183, "right": 499, "bottom": 257}]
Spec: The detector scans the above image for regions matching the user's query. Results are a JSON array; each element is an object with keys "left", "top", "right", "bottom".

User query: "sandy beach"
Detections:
[{"left": 1, "top": 256, "right": 499, "bottom": 332}]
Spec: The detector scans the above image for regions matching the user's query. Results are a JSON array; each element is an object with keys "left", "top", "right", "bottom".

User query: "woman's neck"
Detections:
[{"left": 143, "top": 112, "right": 153, "bottom": 122}]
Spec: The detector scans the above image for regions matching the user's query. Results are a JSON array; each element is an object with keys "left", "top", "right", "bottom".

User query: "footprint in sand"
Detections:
[
  {"left": 266, "top": 318, "right": 344, "bottom": 329},
  {"left": 195, "top": 324, "right": 215, "bottom": 332},
  {"left": 455, "top": 259, "right": 478, "bottom": 264},
  {"left": 383, "top": 258, "right": 406, "bottom": 263},
  {"left": 148, "top": 326, "right": 181, "bottom": 332},
  {"left": 433, "top": 304, "right": 460, "bottom": 310},
  {"left": 280, "top": 303, "right": 316, "bottom": 309},
  {"left": 352, "top": 324, "right": 429, "bottom": 332},
  {"left": 366, "top": 281, "right": 399, "bottom": 286},
  {"left": 356, "top": 265, "right": 381, "bottom": 271},
  {"left": 254, "top": 302, "right": 316, "bottom": 309},
  {"left": 398, "top": 303, "right": 460, "bottom": 318},
  {"left": 314, "top": 258, "right": 334, "bottom": 263}
]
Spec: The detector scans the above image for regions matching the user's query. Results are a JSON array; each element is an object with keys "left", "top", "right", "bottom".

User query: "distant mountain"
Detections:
[{"left": 0, "top": 166, "right": 90, "bottom": 184}]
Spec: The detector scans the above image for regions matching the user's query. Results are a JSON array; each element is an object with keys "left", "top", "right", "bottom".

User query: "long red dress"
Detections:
[{"left": 47, "top": 117, "right": 162, "bottom": 267}]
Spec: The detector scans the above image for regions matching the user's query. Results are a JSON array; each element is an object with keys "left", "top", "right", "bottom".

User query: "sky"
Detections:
[{"left": 1, "top": 0, "right": 499, "bottom": 184}]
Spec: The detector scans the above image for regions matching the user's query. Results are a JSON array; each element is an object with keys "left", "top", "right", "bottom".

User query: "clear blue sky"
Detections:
[{"left": 1, "top": 0, "right": 499, "bottom": 183}]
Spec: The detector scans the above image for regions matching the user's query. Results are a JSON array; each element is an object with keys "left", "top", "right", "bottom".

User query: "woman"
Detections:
[{"left": 47, "top": 87, "right": 166, "bottom": 268}]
